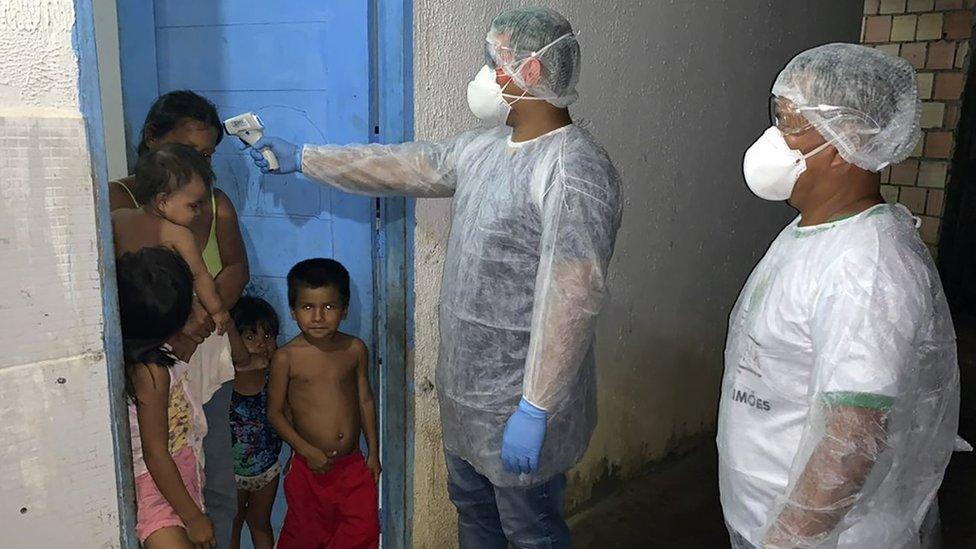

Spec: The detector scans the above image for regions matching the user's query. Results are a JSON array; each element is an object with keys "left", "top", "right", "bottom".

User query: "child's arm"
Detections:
[
  {"left": 267, "top": 349, "right": 336, "bottom": 473},
  {"left": 356, "top": 340, "right": 381, "bottom": 484},
  {"left": 225, "top": 321, "right": 252, "bottom": 370},
  {"left": 132, "top": 363, "right": 215, "bottom": 545},
  {"left": 167, "top": 224, "right": 230, "bottom": 333}
]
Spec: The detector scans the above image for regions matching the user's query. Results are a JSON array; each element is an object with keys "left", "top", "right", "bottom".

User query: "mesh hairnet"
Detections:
[
  {"left": 772, "top": 43, "right": 921, "bottom": 172},
  {"left": 485, "top": 7, "right": 581, "bottom": 107}
]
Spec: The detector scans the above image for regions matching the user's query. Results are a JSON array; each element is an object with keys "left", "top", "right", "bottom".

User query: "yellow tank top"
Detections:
[{"left": 116, "top": 180, "right": 223, "bottom": 277}]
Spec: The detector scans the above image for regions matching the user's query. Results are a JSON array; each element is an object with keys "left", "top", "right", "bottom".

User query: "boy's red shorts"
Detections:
[{"left": 277, "top": 451, "right": 379, "bottom": 549}]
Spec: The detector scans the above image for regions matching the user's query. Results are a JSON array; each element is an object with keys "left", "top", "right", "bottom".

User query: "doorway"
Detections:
[
  {"left": 110, "top": 1, "right": 413, "bottom": 546},
  {"left": 936, "top": 30, "right": 976, "bottom": 548},
  {"left": 939, "top": 39, "right": 976, "bottom": 315}
]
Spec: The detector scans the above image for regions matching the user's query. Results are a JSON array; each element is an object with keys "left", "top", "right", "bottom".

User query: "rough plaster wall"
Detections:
[
  {"left": 0, "top": 1, "right": 79, "bottom": 109},
  {"left": 411, "top": 1, "right": 862, "bottom": 547},
  {"left": 0, "top": 1, "right": 119, "bottom": 546},
  {"left": 411, "top": 3, "right": 507, "bottom": 543},
  {"left": 0, "top": 112, "right": 118, "bottom": 547}
]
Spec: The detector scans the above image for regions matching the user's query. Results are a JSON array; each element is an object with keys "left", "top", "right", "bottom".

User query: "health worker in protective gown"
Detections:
[
  {"left": 245, "top": 7, "right": 622, "bottom": 548},
  {"left": 719, "top": 43, "right": 961, "bottom": 549}
]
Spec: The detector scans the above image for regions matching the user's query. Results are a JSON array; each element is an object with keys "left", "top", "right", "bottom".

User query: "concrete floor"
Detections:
[
  {"left": 568, "top": 441, "right": 728, "bottom": 548},
  {"left": 569, "top": 317, "right": 976, "bottom": 548}
]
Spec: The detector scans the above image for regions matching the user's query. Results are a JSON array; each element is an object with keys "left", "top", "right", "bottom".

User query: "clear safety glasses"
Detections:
[{"left": 769, "top": 95, "right": 882, "bottom": 137}]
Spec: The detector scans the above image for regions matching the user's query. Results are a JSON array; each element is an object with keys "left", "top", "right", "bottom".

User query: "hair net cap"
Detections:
[
  {"left": 486, "top": 7, "right": 581, "bottom": 107},
  {"left": 772, "top": 43, "right": 921, "bottom": 172}
]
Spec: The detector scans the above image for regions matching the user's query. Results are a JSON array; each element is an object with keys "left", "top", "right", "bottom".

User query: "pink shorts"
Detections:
[{"left": 134, "top": 446, "right": 204, "bottom": 543}]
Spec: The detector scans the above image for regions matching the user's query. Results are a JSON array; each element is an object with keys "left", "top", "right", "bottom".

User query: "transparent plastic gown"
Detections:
[
  {"left": 301, "top": 124, "right": 622, "bottom": 485},
  {"left": 718, "top": 204, "right": 960, "bottom": 548}
]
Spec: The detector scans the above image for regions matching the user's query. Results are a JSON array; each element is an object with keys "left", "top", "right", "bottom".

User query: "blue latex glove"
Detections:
[
  {"left": 501, "top": 397, "right": 547, "bottom": 475},
  {"left": 247, "top": 136, "right": 302, "bottom": 174}
]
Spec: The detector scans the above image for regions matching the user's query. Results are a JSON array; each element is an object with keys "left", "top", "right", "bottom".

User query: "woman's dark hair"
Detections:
[
  {"left": 231, "top": 296, "right": 280, "bottom": 336},
  {"left": 117, "top": 247, "right": 194, "bottom": 400},
  {"left": 133, "top": 143, "right": 214, "bottom": 205},
  {"left": 137, "top": 90, "right": 224, "bottom": 155}
]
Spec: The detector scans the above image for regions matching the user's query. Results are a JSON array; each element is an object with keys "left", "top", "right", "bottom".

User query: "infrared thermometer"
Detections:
[{"left": 223, "top": 112, "right": 279, "bottom": 171}]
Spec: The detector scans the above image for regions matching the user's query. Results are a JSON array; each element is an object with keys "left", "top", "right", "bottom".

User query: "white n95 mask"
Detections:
[
  {"left": 467, "top": 65, "right": 515, "bottom": 125},
  {"left": 742, "top": 126, "right": 832, "bottom": 201},
  {"left": 467, "top": 64, "right": 554, "bottom": 125}
]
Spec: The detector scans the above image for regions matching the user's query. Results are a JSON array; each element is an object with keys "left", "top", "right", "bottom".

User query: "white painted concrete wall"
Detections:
[
  {"left": 0, "top": 1, "right": 120, "bottom": 546},
  {"left": 410, "top": 1, "right": 863, "bottom": 546}
]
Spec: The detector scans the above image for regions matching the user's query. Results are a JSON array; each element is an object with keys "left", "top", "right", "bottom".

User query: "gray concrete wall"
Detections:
[
  {"left": 0, "top": 1, "right": 121, "bottom": 545},
  {"left": 410, "top": 1, "right": 863, "bottom": 546}
]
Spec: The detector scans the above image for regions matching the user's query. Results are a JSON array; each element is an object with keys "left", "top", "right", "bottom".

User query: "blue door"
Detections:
[
  {"left": 150, "top": 1, "right": 374, "bottom": 343},
  {"left": 116, "top": 1, "right": 411, "bottom": 546}
]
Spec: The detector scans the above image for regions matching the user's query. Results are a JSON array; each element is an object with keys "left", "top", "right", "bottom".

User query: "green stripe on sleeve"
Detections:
[{"left": 823, "top": 391, "right": 895, "bottom": 411}]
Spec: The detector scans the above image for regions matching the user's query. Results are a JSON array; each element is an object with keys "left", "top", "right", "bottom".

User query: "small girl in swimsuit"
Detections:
[
  {"left": 228, "top": 297, "right": 283, "bottom": 549},
  {"left": 112, "top": 143, "right": 231, "bottom": 334}
]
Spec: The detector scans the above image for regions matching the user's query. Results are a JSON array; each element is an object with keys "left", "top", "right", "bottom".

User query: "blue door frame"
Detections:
[
  {"left": 73, "top": 1, "right": 138, "bottom": 547},
  {"left": 370, "top": 1, "right": 415, "bottom": 547},
  {"left": 90, "top": 1, "right": 415, "bottom": 546}
]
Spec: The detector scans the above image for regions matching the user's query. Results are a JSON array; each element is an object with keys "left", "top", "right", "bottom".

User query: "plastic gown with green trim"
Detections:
[
  {"left": 717, "top": 204, "right": 960, "bottom": 548},
  {"left": 300, "top": 123, "right": 622, "bottom": 486}
]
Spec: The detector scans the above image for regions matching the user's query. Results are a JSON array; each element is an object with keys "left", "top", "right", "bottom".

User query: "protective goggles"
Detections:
[{"left": 769, "top": 95, "right": 881, "bottom": 137}]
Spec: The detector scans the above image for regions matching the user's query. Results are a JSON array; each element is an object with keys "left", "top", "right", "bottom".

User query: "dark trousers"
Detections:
[{"left": 445, "top": 452, "right": 571, "bottom": 549}]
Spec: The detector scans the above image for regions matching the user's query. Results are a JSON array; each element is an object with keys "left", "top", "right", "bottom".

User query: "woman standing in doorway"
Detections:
[{"left": 110, "top": 90, "right": 249, "bottom": 548}]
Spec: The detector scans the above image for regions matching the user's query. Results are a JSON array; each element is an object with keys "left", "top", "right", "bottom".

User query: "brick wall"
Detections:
[{"left": 863, "top": 0, "right": 975, "bottom": 254}]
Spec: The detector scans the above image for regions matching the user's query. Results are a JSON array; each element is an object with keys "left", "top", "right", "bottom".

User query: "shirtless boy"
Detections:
[{"left": 267, "top": 258, "right": 380, "bottom": 548}]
